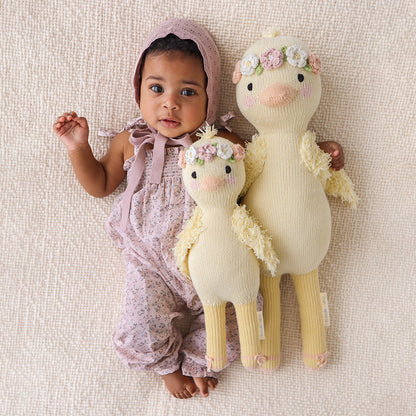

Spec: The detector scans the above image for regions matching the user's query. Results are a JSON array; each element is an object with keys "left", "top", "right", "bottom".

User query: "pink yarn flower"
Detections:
[
  {"left": 232, "top": 144, "right": 245, "bottom": 161},
  {"left": 198, "top": 144, "right": 217, "bottom": 161},
  {"left": 308, "top": 53, "right": 322, "bottom": 74},
  {"left": 178, "top": 150, "right": 187, "bottom": 168},
  {"left": 260, "top": 48, "right": 284, "bottom": 70},
  {"left": 232, "top": 61, "right": 242, "bottom": 84}
]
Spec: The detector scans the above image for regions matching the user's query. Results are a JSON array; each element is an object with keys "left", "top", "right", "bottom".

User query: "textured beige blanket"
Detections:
[{"left": 1, "top": 0, "right": 415, "bottom": 414}]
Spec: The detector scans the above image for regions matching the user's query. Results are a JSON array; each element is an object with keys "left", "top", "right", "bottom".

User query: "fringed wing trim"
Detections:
[
  {"left": 300, "top": 130, "right": 358, "bottom": 208},
  {"left": 174, "top": 206, "right": 205, "bottom": 279},
  {"left": 231, "top": 205, "right": 279, "bottom": 276},
  {"left": 240, "top": 135, "right": 267, "bottom": 197}
]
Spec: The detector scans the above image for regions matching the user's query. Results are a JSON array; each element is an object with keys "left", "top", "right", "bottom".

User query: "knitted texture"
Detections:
[
  {"left": 3, "top": 1, "right": 415, "bottom": 414},
  {"left": 236, "top": 31, "right": 356, "bottom": 369},
  {"left": 175, "top": 133, "right": 278, "bottom": 369},
  {"left": 204, "top": 304, "right": 227, "bottom": 371}
]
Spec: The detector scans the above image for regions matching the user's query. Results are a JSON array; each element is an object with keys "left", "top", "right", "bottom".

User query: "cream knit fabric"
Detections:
[{"left": 1, "top": 0, "right": 415, "bottom": 414}]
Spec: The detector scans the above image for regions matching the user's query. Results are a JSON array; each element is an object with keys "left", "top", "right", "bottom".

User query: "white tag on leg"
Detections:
[
  {"left": 258, "top": 311, "right": 265, "bottom": 340},
  {"left": 320, "top": 293, "right": 330, "bottom": 327}
]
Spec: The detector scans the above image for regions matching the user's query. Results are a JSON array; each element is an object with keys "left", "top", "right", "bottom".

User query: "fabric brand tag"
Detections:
[
  {"left": 258, "top": 311, "right": 265, "bottom": 340},
  {"left": 320, "top": 293, "right": 330, "bottom": 327}
]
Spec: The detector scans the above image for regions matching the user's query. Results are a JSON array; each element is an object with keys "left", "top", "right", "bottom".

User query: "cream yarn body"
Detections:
[
  {"left": 234, "top": 31, "right": 357, "bottom": 370},
  {"left": 175, "top": 128, "right": 278, "bottom": 371},
  {"left": 243, "top": 132, "right": 331, "bottom": 275},
  {"left": 187, "top": 210, "right": 260, "bottom": 305}
]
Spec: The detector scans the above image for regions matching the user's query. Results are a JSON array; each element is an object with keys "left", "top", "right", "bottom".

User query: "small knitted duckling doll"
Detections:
[
  {"left": 233, "top": 29, "right": 358, "bottom": 370},
  {"left": 174, "top": 125, "right": 279, "bottom": 371}
]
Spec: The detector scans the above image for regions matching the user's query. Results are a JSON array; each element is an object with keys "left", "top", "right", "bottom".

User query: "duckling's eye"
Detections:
[
  {"left": 247, "top": 83, "right": 253, "bottom": 91},
  {"left": 191, "top": 171, "right": 197, "bottom": 179},
  {"left": 225, "top": 165, "right": 232, "bottom": 174},
  {"left": 297, "top": 74, "right": 304, "bottom": 83}
]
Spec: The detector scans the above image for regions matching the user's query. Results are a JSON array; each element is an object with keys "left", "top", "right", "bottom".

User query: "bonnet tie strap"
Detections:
[{"left": 119, "top": 129, "right": 193, "bottom": 230}]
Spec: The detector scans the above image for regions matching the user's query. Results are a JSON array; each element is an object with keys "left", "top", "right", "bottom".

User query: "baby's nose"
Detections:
[
  {"left": 163, "top": 94, "right": 179, "bottom": 110},
  {"left": 200, "top": 175, "right": 225, "bottom": 192}
]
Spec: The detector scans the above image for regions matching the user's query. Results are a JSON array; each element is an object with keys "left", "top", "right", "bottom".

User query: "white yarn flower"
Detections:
[
  {"left": 286, "top": 45, "right": 308, "bottom": 68},
  {"left": 185, "top": 146, "right": 198, "bottom": 164},
  {"left": 216, "top": 143, "right": 234, "bottom": 160},
  {"left": 241, "top": 53, "right": 259, "bottom": 76}
]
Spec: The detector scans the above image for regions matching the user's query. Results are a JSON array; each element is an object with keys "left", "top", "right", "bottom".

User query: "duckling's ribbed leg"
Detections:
[
  {"left": 234, "top": 300, "right": 261, "bottom": 369},
  {"left": 292, "top": 269, "right": 328, "bottom": 369},
  {"left": 204, "top": 303, "right": 227, "bottom": 372},
  {"left": 259, "top": 274, "right": 282, "bottom": 370}
]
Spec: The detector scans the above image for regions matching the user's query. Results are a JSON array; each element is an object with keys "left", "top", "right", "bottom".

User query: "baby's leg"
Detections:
[{"left": 113, "top": 258, "right": 191, "bottom": 396}]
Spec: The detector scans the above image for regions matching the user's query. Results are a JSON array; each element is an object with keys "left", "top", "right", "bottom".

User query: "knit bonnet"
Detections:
[{"left": 133, "top": 18, "right": 220, "bottom": 125}]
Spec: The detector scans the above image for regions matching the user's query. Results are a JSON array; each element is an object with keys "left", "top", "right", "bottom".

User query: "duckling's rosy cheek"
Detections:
[
  {"left": 190, "top": 180, "right": 200, "bottom": 191},
  {"left": 243, "top": 95, "right": 256, "bottom": 108},
  {"left": 226, "top": 175, "right": 237, "bottom": 185},
  {"left": 300, "top": 84, "right": 312, "bottom": 99}
]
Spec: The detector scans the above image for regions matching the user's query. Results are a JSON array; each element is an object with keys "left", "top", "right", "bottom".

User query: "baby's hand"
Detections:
[
  {"left": 318, "top": 141, "right": 344, "bottom": 170},
  {"left": 53, "top": 111, "right": 89, "bottom": 151}
]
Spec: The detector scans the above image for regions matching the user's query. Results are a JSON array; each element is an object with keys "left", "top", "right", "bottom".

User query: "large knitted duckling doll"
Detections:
[
  {"left": 174, "top": 125, "right": 279, "bottom": 371},
  {"left": 233, "top": 29, "right": 358, "bottom": 370}
]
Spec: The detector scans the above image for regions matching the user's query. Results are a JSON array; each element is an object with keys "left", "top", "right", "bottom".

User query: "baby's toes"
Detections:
[
  {"left": 184, "top": 381, "right": 198, "bottom": 398},
  {"left": 207, "top": 377, "right": 218, "bottom": 390}
]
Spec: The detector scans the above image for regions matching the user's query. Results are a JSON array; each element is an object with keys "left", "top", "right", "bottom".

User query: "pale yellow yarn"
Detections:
[
  {"left": 174, "top": 206, "right": 205, "bottom": 279},
  {"left": 231, "top": 204, "right": 278, "bottom": 276},
  {"left": 235, "top": 31, "right": 359, "bottom": 370},
  {"left": 174, "top": 134, "right": 279, "bottom": 370},
  {"left": 300, "top": 130, "right": 358, "bottom": 207},
  {"left": 241, "top": 135, "right": 267, "bottom": 197}
]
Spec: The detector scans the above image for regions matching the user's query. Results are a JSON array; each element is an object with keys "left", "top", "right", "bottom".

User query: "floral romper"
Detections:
[{"left": 107, "top": 141, "right": 240, "bottom": 377}]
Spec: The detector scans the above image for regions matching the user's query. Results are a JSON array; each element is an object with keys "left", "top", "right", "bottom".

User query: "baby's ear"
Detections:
[{"left": 233, "top": 61, "right": 242, "bottom": 84}]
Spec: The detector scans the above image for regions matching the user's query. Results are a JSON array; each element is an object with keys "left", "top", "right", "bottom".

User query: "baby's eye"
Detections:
[
  {"left": 297, "top": 74, "right": 304, "bottom": 83},
  {"left": 182, "top": 88, "right": 196, "bottom": 97},
  {"left": 191, "top": 171, "right": 197, "bottom": 179},
  {"left": 151, "top": 84, "right": 163, "bottom": 93},
  {"left": 225, "top": 165, "right": 232, "bottom": 174},
  {"left": 247, "top": 83, "right": 253, "bottom": 91}
]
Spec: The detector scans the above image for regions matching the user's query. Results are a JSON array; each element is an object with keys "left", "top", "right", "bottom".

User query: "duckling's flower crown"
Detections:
[
  {"left": 234, "top": 45, "right": 321, "bottom": 83},
  {"left": 178, "top": 124, "right": 245, "bottom": 168}
]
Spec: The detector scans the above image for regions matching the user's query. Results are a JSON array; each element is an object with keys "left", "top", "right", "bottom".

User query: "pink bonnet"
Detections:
[{"left": 133, "top": 18, "right": 220, "bottom": 125}]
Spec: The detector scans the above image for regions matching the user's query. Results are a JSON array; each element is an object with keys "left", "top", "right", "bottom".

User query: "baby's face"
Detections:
[{"left": 139, "top": 51, "right": 207, "bottom": 138}]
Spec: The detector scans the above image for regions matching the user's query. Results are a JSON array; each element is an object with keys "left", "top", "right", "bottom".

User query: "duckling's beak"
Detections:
[
  {"left": 258, "top": 83, "right": 297, "bottom": 108},
  {"left": 200, "top": 176, "right": 225, "bottom": 192}
]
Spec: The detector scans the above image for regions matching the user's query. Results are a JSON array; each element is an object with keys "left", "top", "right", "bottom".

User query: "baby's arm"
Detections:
[
  {"left": 317, "top": 141, "right": 344, "bottom": 170},
  {"left": 54, "top": 112, "right": 132, "bottom": 197},
  {"left": 216, "top": 129, "right": 245, "bottom": 146}
]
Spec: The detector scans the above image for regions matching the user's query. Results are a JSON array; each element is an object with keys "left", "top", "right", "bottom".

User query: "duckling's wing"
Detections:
[
  {"left": 325, "top": 169, "right": 359, "bottom": 208},
  {"left": 174, "top": 206, "right": 205, "bottom": 279},
  {"left": 240, "top": 135, "right": 267, "bottom": 197},
  {"left": 300, "top": 130, "right": 358, "bottom": 208},
  {"left": 300, "top": 130, "right": 332, "bottom": 184},
  {"left": 231, "top": 205, "right": 279, "bottom": 276}
]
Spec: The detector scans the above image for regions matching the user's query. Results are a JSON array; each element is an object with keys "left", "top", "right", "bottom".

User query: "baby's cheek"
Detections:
[
  {"left": 243, "top": 95, "right": 256, "bottom": 108},
  {"left": 226, "top": 175, "right": 237, "bottom": 185},
  {"left": 300, "top": 84, "right": 312, "bottom": 99}
]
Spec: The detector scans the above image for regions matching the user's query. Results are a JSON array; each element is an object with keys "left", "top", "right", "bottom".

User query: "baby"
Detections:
[{"left": 54, "top": 18, "right": 344, "bottom": 399}]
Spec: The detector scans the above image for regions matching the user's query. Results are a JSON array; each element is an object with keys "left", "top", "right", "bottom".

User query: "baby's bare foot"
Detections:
[
  {"left": 193, "top": 376, "right": 218, "bottom": 397},
  {"left": 161, "top": 370, "right": 197, "bottom": 399}
]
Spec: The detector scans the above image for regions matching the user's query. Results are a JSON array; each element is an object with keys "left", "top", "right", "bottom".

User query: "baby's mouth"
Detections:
[{"left": 160, "top": 118, "right": 180, "bottom": 128}]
